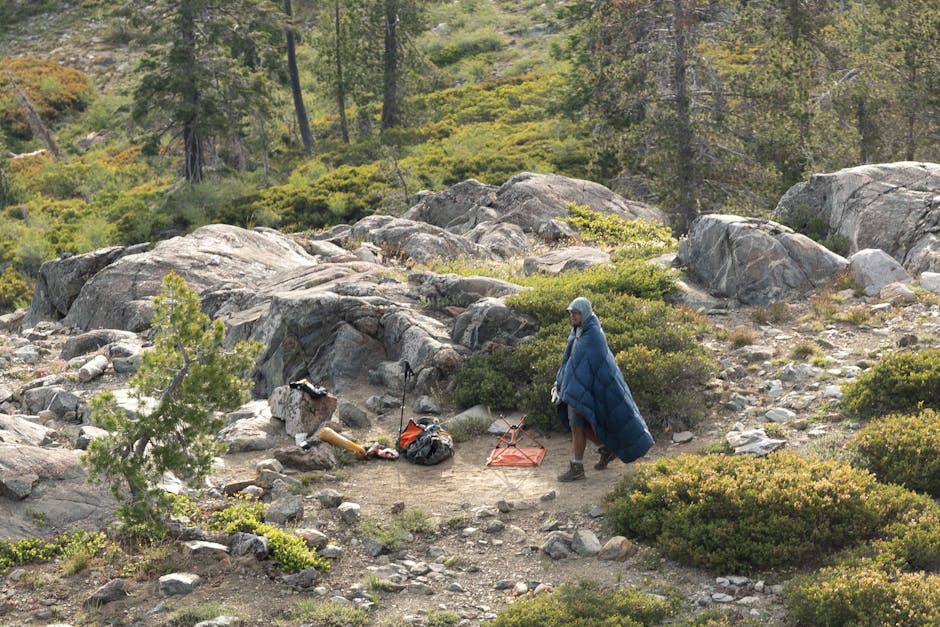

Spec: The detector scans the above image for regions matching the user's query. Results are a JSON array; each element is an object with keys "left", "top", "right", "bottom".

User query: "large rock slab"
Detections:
[
  {"left": 0, "top": 414, "right": 56, "bottom": 446},
  {"left": 58, "top": 225, "right": 317, "bottom": 331},
  {"left": 403, "top": 179, "right": 499, "bottom": 233},
  {"left": 410, "top": 272, "right": 523, "bottom": 308},
  {"left": 492, "top": 172, "right": 667, "bottom": 236},
  {"left": 847, "top": 249, "right": 912, "bottom": 296},
  {"left": 677, "top": 214, "right": 847, "bottom": 305},
  {"left": 349, "top": 215, "right": 495, "bottom": 263},
  {"left": 216, "top": 401, "right": 289, "bottom": 452},
  {"left": 61, "top": 329, "right": 139, "bottom": 360},
  {"left": 27, "top": 244, "right": 148, "bottom": 325},
  {"left": 523, "top": 247, "right": 611, "bottom": 276},
  {"left": 776, "top": 162, "right": 940, "bottom": 273},
  {"left": 451, "top": 297, "right": 536, "bottom": 350},
  {"left": 0, "top": 442, "right": 115, "bottom": 539}
]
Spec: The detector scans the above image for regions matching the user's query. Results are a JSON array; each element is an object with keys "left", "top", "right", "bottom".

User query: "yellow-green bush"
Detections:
[
  {"left": 561, "top": 205, "right": 675, "bottom": 257},
  {"left": 0, "top": 57, "right": 92, "bottom": 138},
  {"left": 207, "top": 499, "right": 329, "bottom": 573},
  {"left": 0, "top": 530, "right": 107, "bottom": 573},
  {"left": 842, "top": 349, "right": 940, "bottom": 419},
  {"left": 487, "top": 581, "right": 679, "bottom": 627},
  {"left": 851, "top": 408, "right": 940, "bottom": 498},
  {"left": 454, "top": 262, "right": 712, "bottom": 431},
  {"left": 0, "top": 265, "right": 32, "bottom": 311},
  {"left": 608, "top": 452, "right": 895, "bottom": 573},
  {"left": 786, "top": 564, "right": 940, "bottom": 626}
]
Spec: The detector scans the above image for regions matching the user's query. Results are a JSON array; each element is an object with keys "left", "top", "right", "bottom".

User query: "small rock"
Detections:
[
  {"left": 540, "top": 491, "right": 556, "bottom": 501},
  {"left": 256, "top": 458, "right": 284, "bottom": 474},
  {"left": 265, "top": 495, "right": 305, "bottom": 525},
  {"left": 337, "top": 502, "right": 361, "bottom": 524},
  {"left": 447, "top": 583, "right": 466, "bottom": 593},
  {"left": 571, "top": 529, "right": 601, "bottom": 557},
  {"left": 316, "top": 488, "right": 343, "bottom": 508},
  {"left": 597, "top": 536, "right": 637, "bottom": 561},
  {"left": 183, "top": 541, "right": 229, "bottom": 559},
  {"left": 672, "top": 431, "right": 694, "bottom": 444},
  {"left": 296, "top": 528, "right": 329, "bottom": 549},
  {"left": 320, "top": 544, "right": 344, "bottom": 559},
  {"left": 194, "top": 617, "right": 243, "bottom": 627},
  {"left": 513, "top": 581, "right": 529, "bottom": 596},
  {"left": 406, "top": 582, "right": 434, "bottom": 595},
  {"left": 159, "top": 573, "right": 201, "bottom": 596},
  {"left": 281, "top": 568, "right": 321, "bottom": 589},
  {"left": 738, "top": 596, "right": 760, "bottom": 605},
  {"left": 229, "top": 533, "right": 269, "bottom": 559},
  {"left": 764, "top": 407, "right": 796, "bottom": 423},
  {"left": 712, "top": 593, "right": 734, "bottom": 603},
  {"left": 84, "top": 579, "right": 128, "bottom": 607}
]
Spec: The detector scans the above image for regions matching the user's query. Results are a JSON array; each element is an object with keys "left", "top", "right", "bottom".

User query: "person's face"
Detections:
[{"left": 569, "top": 310, "right": 582, "bottom": 326}]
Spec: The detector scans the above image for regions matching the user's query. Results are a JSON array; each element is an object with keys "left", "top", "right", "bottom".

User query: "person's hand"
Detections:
[{"left": 551, "top": 384, "right": 560, "bottom": 405}]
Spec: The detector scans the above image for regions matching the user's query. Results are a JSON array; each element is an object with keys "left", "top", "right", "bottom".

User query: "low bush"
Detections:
[
  {"left": 286, "top": 599, "right": 368, "bottom": 627},
  {"left": 851, "top": 409, "right": 940, "bottom": 498},
  {"left": 561, "top": 204, "right": 675, "bottom": 258},
  {"left": 607, "top": 452, "right": 895, "bottom": 573},
  {"left": 0, "top": 57, "right": 92, "bottom": 138},
  {"left": 453, "top": 255, "right": 711, "bottom": 431},
  {"left": 207, "top": 499, "right": 329, "bottom": 573},
  {"left": 487, "top": 581, "right": 679, "bottom": 627},
  {"left": 0, "top": 530, "right": 107, "bottom": 573},
  {"left": 841, "top": 349, "right": 940, "bottom": 419},
  {"left": 786, "top": 563, "right": 940, "bottom": 626},
  {"left": 0, "top": 265, "right": 32, "bottom": 311}
]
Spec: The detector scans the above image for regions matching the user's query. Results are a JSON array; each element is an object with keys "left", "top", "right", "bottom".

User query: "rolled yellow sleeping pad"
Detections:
[{"left": 318, "top": 426, "right": 367, "bottom": 459}]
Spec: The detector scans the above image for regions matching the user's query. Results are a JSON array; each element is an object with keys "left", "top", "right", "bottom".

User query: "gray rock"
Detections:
[
  {"left": 296, "top": 528, "right": 329, "bottom": 549},
  {"left": 316, "top": 489, "right": 344, "bottom": 508},
  {"left": 848, "top": 249, "right": 911, "bottom": 296},
  {"left": 672, "top": 431, "right": 694, "bottom": 444},
  {"left": 414, "top": 395, "right": 441, "bottom": 415},
  {"left": 337, "top": 502, "right": 361, "bottom": 524},
  {"left": 13, "top": 345, "right": 40, "bottom": 363},
  {"left": 350, "top": 215, "right": 495, "bottom": 263},
  {"left": 61, "top": 225, "right": 316, "bottom": 332},
  {"left": 0, "top": 474, "right": 38, "bottom": 500},
  {"left": 22, "top": 386, "right": 79, "bottom": 420},
  {"left": 920, "top": 272, "right": 940, "bottom": 294},
  {"left": 541, "top": 531, "right": 574, "bottom": 560},
  {"left": 776, "top": 162, "right": 940, "bottom": 274},
  {"left": 76, "top": 425, "right": 110, "bottom": 450},
  {"left": 361, "top": 536, "right": 388, "bottom": 557},
  {"left": 571, "top": 529, "right": 602, "bottom": 557},
  {"left": 265, "top": 495, "right": 305, "bottom": 525},
  {"left": 229, "top": 532, "right": 269, "bottom": 559},
  {"left": 410, "top": 272, "right": 523, "bottom": 309},
  {"left": 29, "top": 245, "right": 147, "bottom": 326},
  {"left": 451, "top": 297, "right": 536, "bottom": 351},
  {"left": 523, "top": 247, "right": 611, "bottom": 276},
  {"left": 256, "top": 458, "right": 283, "bottom": 474},
  {"left": 0, "top": 414, "right": 55, "bottom": 446},
  {"left": 183, "top": 541, "right": 230, "bottom": 559},
  {"left": 726, "top": 428, "right": 786, "bottom": 456},
  {"left": 194, "top": 617, "right": 242, "bottom": 627},
  {"left": 780, "top": 363, "right": 820, "bottom": 382},
  {"left": 61, "top": 329, "right": 138, "bottom": 360},
  {"left": 269, "top": 385, "right": 338, "bottom": 438},
  {"left": 335, "top": 399, "right": 370, "bottom": 429},
  {"left": 281, "top": 567, "right": 320, "bottom": 588},
  {"left": 880, "top": 281, "right": 917, "bottom": 304},
  {"left": 764, "top": 408, "right": 796, "bottom": 423},
  {"left": 677, "top": 215, "right": 847, "bottom": 305},
  {"left": 84, "top": 578, "right": 129, "bottom": 607},
  {"left": 466, "top": 221, "right": 529, "bottom": 258},
  {"left": 493, "top": 172, "right": 666, "bottom": 236},
  {"left": 403, "top": 179, "right": 499, "bottom": 234},
  {"left": 217, "top": 403, "right": 288, "bottom": 453},
  {"left": 159, "top": 573, "right": 201, "bottom": 596},
  {"left": 273, "top": 444, "right": 337, "bottom": 471},
  {"left": 319, "top": 544, "right": 343, "bottom": 559}
]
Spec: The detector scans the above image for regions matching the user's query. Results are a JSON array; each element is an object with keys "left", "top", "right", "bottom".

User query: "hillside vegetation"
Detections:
[{"left": 1, "top": 0, "right": 938, "bottom": 309}]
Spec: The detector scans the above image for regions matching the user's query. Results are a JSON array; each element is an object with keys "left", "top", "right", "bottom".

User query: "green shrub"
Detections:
[
  {"left": 0, "top": 530, "right": 107, "bottom": 573},
  {"left": 207, "top": 499, "right": 329, "bottom": 573},
  {"left": 851, "top": 409, "right": 940, "bottom": 498},
  {"left": 287, "top": 599, "right": 368, "bottom": 627},
  {"left": 786, "top": 564, "right": 940, "bottom": 626},
  {"left": 841, "top": 349, "right": 940, "bottom": 419},
  {"left": 426, "top": 28, "right": 507, "bottom": 66},
  {"left": 561, "top": 204, "right": 675, "bottom": 258},
  {"left": 487, "top": 581, "right": 679, "bottom": 627},
  {"left": 0, "top": 57, "right": 92, "bottom": 139},
  {"left": 454, "top": 265, "right": 712, "bottom": 432},
  {"left": 607, "top": 452, "right": 893, "bottom": 573},
  {"left": 750, "top": 301, "right": 793, "bottom": 324},
  {"left": 0, "top": 265, "right": 32, "bottom": 311},
  {"left": 359, "top": 509, "right": 436, "bottom": 552}
]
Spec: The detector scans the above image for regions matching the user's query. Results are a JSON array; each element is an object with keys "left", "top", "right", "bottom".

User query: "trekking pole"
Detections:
[{"left": 398, "top": 361, "right": 414, "bottom": 442}]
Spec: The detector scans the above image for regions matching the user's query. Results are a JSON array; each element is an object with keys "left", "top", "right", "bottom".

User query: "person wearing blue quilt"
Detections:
[{"left": 552, "top": 297, "right": 654, "bottom": 482}]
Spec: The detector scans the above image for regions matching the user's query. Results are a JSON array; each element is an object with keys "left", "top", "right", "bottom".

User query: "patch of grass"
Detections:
[
  {"left": 750, "top": 301, "right": 793, "bottom": 324},
  {"left": 285, "top": 599, "right": 368, "bottom": 627},
  {"left": 425, "top": 609, "right": 462, "bottom": 627},
  {"left": 169, "top": 604, "right": 238, "bottom": 627},
  {"left": 810, "top": 294, "right": 839, "bottom": 321},
  {"left": 359, "top": 509, "right": 436, "bottom": 552},
  {"left": 445, "top": 411, "right": 493, "bottom": 443},
  {"left": 836, "top": 306, "right": 871, "bottom": 326},
  {"left": 789, "top": 341, "right": 820, "bottom": 361},
  {"left": 119, "top": 541, "right": 176, "bottom": 580},
  {"left": 728, "top": 326, "right": 755, "bottom": 348},
  {"left": 488, "top": 580, "right": 679, "bottom": 626}
]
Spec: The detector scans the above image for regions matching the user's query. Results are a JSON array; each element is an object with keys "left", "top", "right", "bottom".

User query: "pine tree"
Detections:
[
  {"left": 128, "top": 0, "right": 282, "bottom": 183},
  {"left": 82, "top": 273, "right": 262, "bottom": 536}
]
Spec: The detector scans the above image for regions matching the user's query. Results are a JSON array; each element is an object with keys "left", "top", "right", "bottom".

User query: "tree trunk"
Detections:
[
  {"left": 334, "top": 0, "right": 349, "bottom": 143},
  {"left": 672, "top": 0, "right": 697, "bottom": 234},
  {"left": 285, "top": 0, "right": 314, "bottom": 155},
  {"left": 381, "top": 0, "right": 401, "bottom": 130},
  {"left": 179, "top": 3, "right": 203, "bottom": 183}
]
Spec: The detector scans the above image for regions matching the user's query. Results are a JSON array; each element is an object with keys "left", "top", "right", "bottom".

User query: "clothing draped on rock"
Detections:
[{"left": 555, "top": 313, "right": 654, "bottom": 463}]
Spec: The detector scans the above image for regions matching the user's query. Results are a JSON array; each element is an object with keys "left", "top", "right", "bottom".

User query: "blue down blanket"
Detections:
[{"left": 555, "top": 313, "right": 654, "bottom": 463}]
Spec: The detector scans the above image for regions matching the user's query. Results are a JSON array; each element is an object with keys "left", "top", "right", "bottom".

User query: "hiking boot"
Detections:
[
  {"left": 558, "top": 461, "right": 585, "bottom": 482},
  {"left": 594, "top": 446, "right": 616, "bottom": 470}
]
